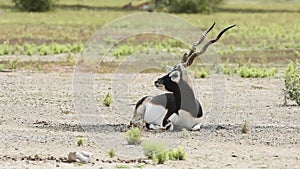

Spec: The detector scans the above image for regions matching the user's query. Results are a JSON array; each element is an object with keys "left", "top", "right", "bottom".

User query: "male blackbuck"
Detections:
[{"left": 131, "top": 23, "right": 235, "bottom": 131}]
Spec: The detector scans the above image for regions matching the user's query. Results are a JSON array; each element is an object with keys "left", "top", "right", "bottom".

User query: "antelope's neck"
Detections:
[{"left": 173, "top": 80, "right": 198, "bottom": 112}]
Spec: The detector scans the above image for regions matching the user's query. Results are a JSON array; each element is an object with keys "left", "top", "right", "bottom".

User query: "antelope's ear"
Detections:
[{"left": 169, "top": 70, "right": 181, "bottom": 83}]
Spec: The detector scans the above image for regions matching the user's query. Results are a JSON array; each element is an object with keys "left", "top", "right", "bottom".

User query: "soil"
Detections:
[{"left": 0, "top": 67, "right": 299, "bottom": 168}]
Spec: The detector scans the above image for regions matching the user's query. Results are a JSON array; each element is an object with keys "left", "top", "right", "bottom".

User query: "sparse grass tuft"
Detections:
[
  {"left": 103, "top": 92, "right": 113, "bottom": 107},
  {"left": 125, "top": 127, "right": 142, "bottom": 145}
]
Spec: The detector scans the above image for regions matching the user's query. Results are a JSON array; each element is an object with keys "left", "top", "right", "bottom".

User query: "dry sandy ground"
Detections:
[{"left": 0, "top": 70, "right": 299, "bottom": 169}]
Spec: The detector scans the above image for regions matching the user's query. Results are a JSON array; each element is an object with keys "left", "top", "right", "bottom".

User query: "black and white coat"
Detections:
[{"left": 131, "top": 64, "right": 203, "bottom": 131}]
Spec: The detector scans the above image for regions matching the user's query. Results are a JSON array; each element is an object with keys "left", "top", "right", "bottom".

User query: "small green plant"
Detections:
[
  {"left": 181, "top": 128, "right": 189, "bottom": 139},
  {"left": 108, "top": 149, "right": 116, "bottom": 158},
  {"left": 241, "top": 120, "right": 249, "bottom": 134},
  {"left": 125, "top": 127, "right": 142, "bottom": 145},
  {"left": 77, "top": 137, "right": 84, "bottom": 146},
  {"left": 168, "top": 146, "right": 187, "bottom": 161},
  {"left": 103, "top": 92, "right": 113, "bottom": 107},
  {"left": 284, "top": 62, "right": 300, "bottom": 105}
]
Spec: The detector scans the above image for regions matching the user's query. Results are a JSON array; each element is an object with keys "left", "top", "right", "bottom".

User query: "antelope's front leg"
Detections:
[{"left": 162, "top": 119, "right": 174, "bottom": 131}]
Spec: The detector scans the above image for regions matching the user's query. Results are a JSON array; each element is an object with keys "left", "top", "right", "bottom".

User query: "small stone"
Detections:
[{"left": 231, "top": 154, "right": 237, "bottom": 158}]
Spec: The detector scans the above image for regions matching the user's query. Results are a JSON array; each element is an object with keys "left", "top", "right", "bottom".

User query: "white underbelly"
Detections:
[
  {"left": 144, "top": 103, "right": 166, "bottom": 125},
  {"left": 143, "top": 104, "right": 199, "bottom": 130}
]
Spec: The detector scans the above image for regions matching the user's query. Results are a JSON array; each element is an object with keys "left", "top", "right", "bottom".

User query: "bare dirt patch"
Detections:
[{"left": 0, "top": 70, "right": 299, "bottom": 168}]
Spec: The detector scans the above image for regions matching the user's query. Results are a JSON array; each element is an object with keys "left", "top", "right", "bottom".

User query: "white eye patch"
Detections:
[{"left": 169, "top": 70, "right": 181, "bottom": 83}]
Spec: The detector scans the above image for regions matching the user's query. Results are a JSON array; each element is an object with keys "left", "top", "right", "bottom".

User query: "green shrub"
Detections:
[
  {"left": 153, "top": 151, "right": 169, "bottom": 164},
  {"left": 142, "top": 141, "right": 187, "bottom": 164},
  {"left": 125, "top": 127, "right": 142, "bottom": 145},
  {"left": 142, "top": 141, "right": 167, "bottom": 160},
  {"left": 142, "top": 141, "right": 169, "bottom": 164},
  {"left": 285, "top": 62, "right": 300, "bottom": 105},
  {"left": 162, "top": 0, "right": 223, "bottom": 13},
  {"left": 12, "top": 0, "right": 57, "bottom": 12}
]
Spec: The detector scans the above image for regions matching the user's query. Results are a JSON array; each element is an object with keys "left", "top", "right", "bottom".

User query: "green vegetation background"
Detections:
[{"left": 0, "top": 0, "right": 299, "bottom": 65}]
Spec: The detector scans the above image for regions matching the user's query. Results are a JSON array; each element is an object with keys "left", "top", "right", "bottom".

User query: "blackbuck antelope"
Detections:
[{"left": 131, "top": 23, "right": 235, "bottom": 131}]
